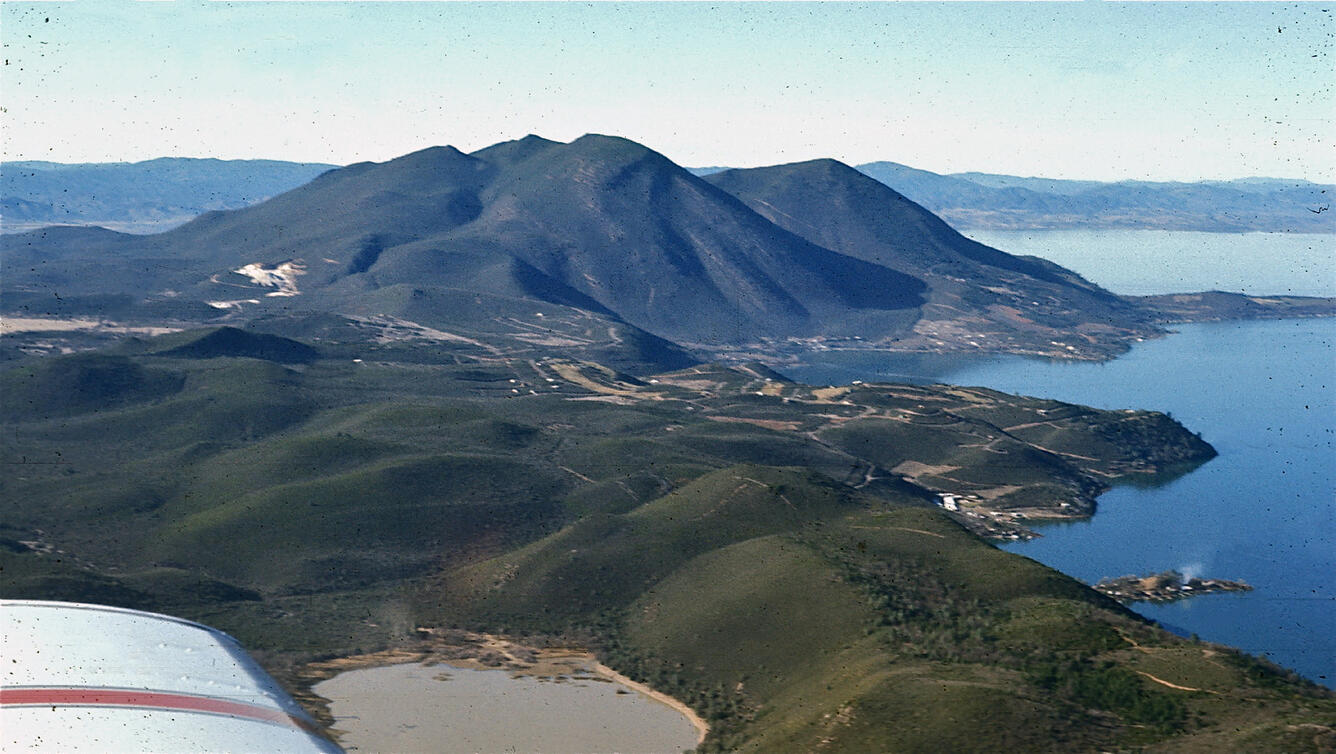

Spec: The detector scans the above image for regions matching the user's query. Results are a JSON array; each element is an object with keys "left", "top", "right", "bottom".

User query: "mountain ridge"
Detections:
[
  {"left": 8, "top": 154, "right": 1329, "bottom": 236},
  {"left": 3, "top": 135, "right": 1332, "bottom": 369},
  {"left": 1, "top": 157, "right": 337, "bottom": 234},
  {"left": 856, "top": 161, "right": 1334, "bottom": 232}
]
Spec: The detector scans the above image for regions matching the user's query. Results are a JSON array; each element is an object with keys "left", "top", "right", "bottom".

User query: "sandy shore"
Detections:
[{"left": 587, "top": 661, "right": 709, "bottom": 745}]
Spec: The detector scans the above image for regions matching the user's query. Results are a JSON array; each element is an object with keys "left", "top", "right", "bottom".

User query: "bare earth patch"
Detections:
[
  {"left": 0, "top": 316, "right": 181, "bottom": 336},
  {"left": 892, "top": 460, "right": 962, "bottom": 479},
  {"left": 708, "top": 415, "right": 803, "bottom": 432}
]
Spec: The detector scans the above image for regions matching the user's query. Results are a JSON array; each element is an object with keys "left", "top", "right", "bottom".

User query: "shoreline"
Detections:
[
  {"left": 587, "top": 661, "right": 709, "bottom": 746},
  {"left": 292, "top": 630, "right": 709, "bottom": 747}
]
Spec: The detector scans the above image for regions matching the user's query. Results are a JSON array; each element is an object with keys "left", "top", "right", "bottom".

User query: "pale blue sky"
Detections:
[{"left": 2, "top": 2, "right": 1332, "bottom": 181}]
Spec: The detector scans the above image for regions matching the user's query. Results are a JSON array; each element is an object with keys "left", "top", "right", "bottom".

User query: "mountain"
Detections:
[
  {"left": 149, "top": 135, "right": 926, "bottom": 343},
  {"left": 1, "top": 157, "right": 336, "bottom": 234},
  {"left": 9, "top": 154, "right": 1330, "bottom": 238},
  {"left": 4, "top": 134, "right": 1196, "bottom": 365},
  {"left": 703, "top": 159, "right": 1155, "bottom": 356},
  {"left": 5, "top": 135, "right": 1332, "bottom": 372},
  {"left": 856, "top": 161, "right": 1334, "bottom": 233}
]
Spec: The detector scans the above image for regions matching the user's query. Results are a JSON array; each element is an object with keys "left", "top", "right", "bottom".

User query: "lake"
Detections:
[
  {"left": 315, "top": 662, "right": 702, "bottom": 754},
  {"left": 965, "top": 229, "right": 1335, "bottom": 298},
  {"left": 784, "top": 230, "right": 1334, "bottom": 689}
]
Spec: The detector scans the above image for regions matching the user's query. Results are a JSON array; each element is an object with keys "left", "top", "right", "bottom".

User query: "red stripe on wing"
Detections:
[{"left": 0, "top": 687, "right": 323, "bottom": 736}]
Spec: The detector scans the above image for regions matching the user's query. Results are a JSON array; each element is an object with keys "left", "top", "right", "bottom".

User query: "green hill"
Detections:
[
  {"left": 2, "top": 332, "right": 1329, "bottom": 751},
  {"left": 0, "top": 352, "right": 185, "bottom": 420},
  {"left": 142, "top": 326, "right": 321, "bottom": 363}
]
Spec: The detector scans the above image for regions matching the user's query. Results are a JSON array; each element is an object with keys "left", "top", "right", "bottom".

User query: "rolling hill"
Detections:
[{"left": 1, "top": 333, "right": 1330, "bottom": 751}]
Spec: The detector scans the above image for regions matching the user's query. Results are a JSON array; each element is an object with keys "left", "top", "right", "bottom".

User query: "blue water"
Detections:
[
  {"left": 963, "top": 229, "right": 1336, "bottom": 298},
  {"left": 784, "top": 318, "right": 1334, "bottom": 687}
]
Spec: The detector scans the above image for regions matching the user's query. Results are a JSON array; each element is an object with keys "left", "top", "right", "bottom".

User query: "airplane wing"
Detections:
[{"left": 1, "top": 600, "right": 343, "bottom": 753}]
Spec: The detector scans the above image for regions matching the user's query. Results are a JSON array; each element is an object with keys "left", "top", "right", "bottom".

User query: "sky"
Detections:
[{"left": 2, "top": 2, "right": 1333, "bottom": 182}]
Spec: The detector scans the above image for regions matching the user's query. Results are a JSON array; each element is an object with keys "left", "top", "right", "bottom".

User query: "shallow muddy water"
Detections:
[{"left": 315, "top": 662, "right": 702, "bottom": 754}]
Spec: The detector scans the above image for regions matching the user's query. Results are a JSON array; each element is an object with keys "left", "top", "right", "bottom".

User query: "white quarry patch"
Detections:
[
  {"left": 233, "top": 261, "right": 306, "bottom": 297},
  {"left": 206, "top": 299, "right": 262, "bottom": 310}
]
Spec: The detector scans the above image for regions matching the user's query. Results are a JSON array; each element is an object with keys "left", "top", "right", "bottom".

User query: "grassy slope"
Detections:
[
  {"left": 430, "top": 472, "right": 1335, "bottom": 752},
  {"left": 1, "top": 337, "right": 1330, "bottom": 752}
]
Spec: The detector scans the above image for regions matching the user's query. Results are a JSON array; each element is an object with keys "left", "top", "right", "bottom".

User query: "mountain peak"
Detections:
[
  {"left": 567, "top": 134, "right": 667, "bottom": 163},
  {"left": 572, "top": 133, "right": 646, "bottom": 148},
  {"left": 712, "top": 157, "right": 888, "bottom": 191},
  {"left": 4, "top": 133, "right": 1163, "bottom": 360},
  {"left": 786, "top": 157, "right": 851, "bottom": 171},
  {"left": 382, "top": 144, "right": 473, "bottom": 167},
  {"left": 470, "top": 134, "right": 561, "bottom": 166}
]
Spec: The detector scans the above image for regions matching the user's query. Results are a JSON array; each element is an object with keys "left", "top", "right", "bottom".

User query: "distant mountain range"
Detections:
[
  {"left": 3, "top": 135, "right": 1331, "bottom": 371},
  {"left": 694, "top": 163, "right": 1334, "bottom": 233},
  {"left": 1, "top": 158, "right": 336, "bottom": 234},
  {"left": 7, "top": 155, "right": 1331, "bottom": 236}
]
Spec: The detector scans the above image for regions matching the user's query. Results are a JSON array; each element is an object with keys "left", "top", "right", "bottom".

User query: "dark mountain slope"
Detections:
[
  {"left": 10, "top": 134, "right": 1319, "bottom": 362},
  {"left": 447, "top": 135, "right": 926, "bottom": 343},
  {"left": 4, "top": 149, "right": 497, "bottom": 301},
  {"left": 705, "top": 160, "right": 1158, "bottom": 355},
  {"left": 4, "top": 135, "right": 930, "bottom": 353},
  {"left": 157, "top": 146, "right": 494, "bottom": 271},
  {"left": 707, "top": 159, "right": 1064, "bottom": 279},
  {"left": 145, "top": 327, "right": 321, "bottom": 363}
]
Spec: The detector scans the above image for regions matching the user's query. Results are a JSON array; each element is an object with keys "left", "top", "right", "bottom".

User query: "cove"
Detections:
[{"left": 783, "top": 317, "right": 1335, "bottom": 688}]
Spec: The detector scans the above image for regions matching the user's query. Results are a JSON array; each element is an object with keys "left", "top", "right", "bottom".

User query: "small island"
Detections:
[{"left": 1094, "top": 570, "right": 1252, "bottom": 603}]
